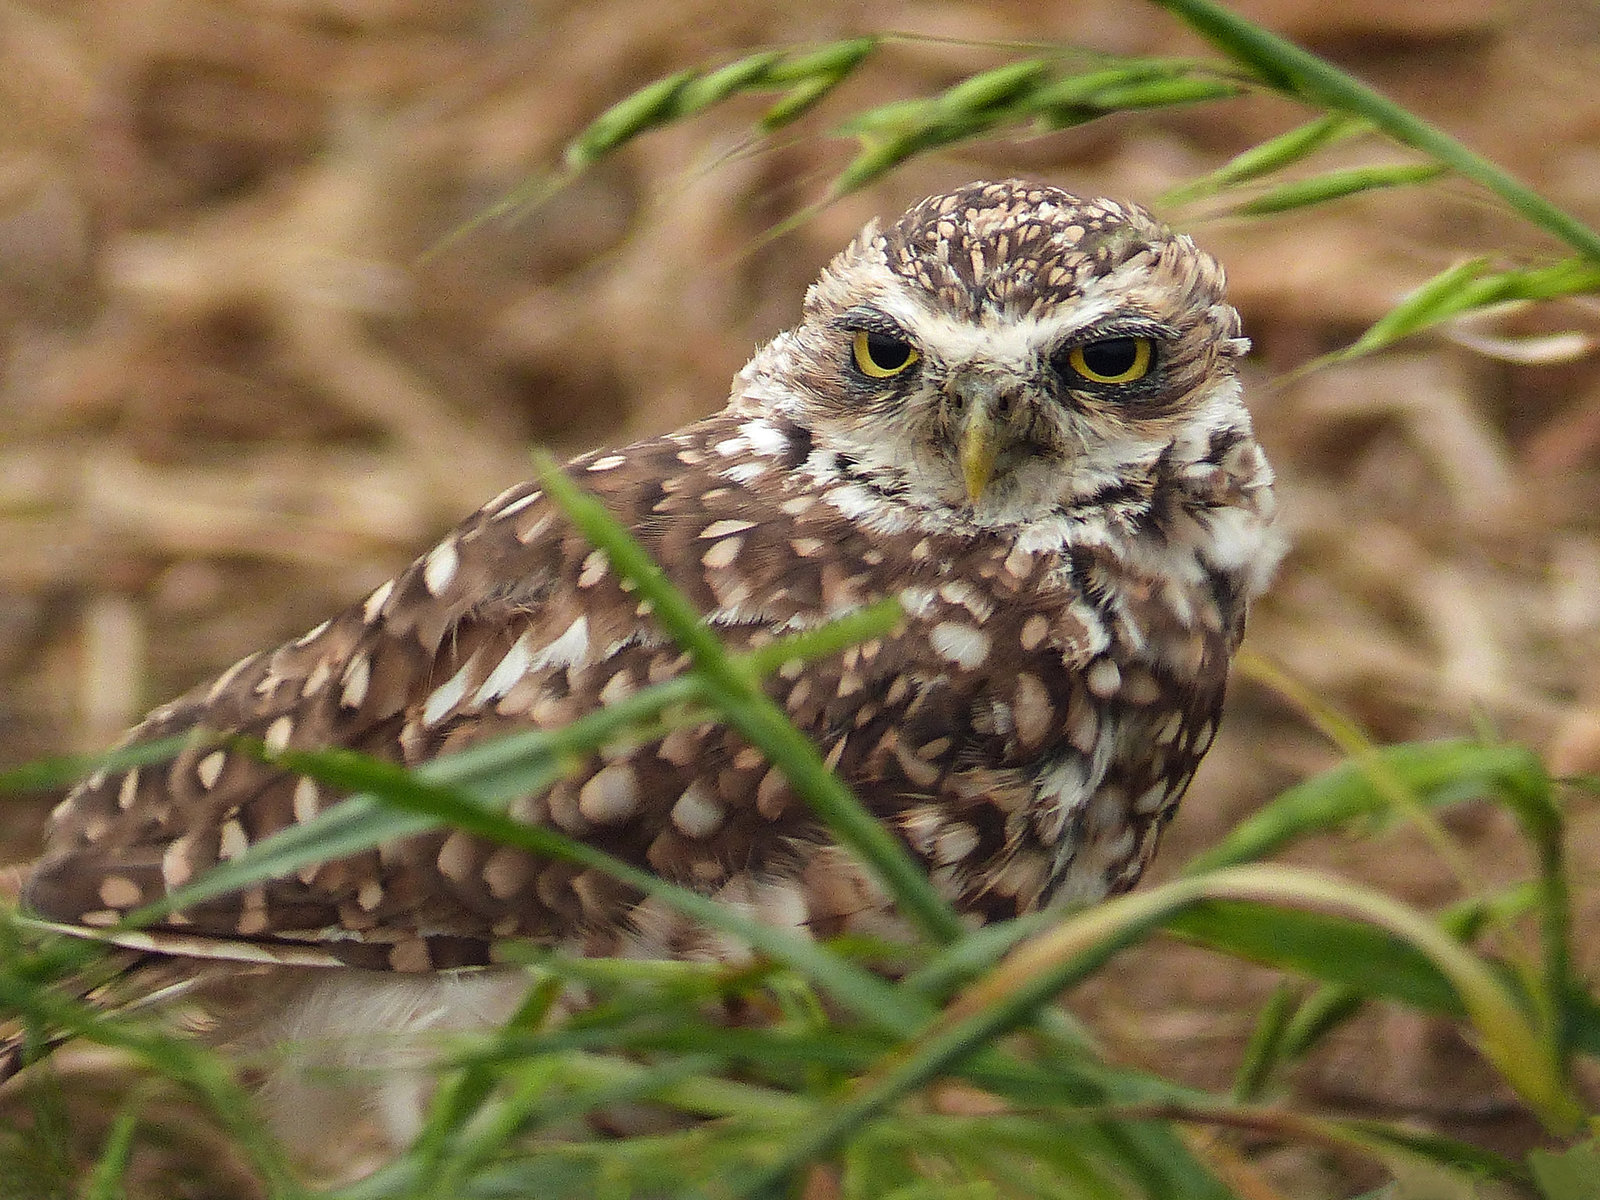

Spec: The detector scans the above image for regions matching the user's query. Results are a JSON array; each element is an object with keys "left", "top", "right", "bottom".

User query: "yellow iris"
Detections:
[
  {"left": 853, "top": 330, "right": 920, "bottom": 378},
  {"left": 1066, "top": 336, "right": 1153, "bottom": 385}
]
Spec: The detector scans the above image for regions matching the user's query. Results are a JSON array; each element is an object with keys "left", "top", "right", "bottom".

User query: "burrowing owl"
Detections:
[{"left": 7, "top": 179, "right": 1276, "bottom": 1148}]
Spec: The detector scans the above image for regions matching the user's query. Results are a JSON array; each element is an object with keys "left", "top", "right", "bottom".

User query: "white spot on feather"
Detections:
[
  {"left": 423, "top": 539, "right": 459, "bottom": 596},
  {"left": 670, "top": 783, "right": 725, "bottom": 838},
  {"left": 197, "top": 751, "right": 226, "bottom": 789},
  {"left": 423, "top": 654, "right": 479, "bottom": 726},
  {"left": 472, "top": 632, "right": 535, "bottom": 707},
  {"left": 1135, "top": 781, "right": 1171, "bottom": 815},
  {"left": 302, "top": 658, "right": 333, "bottom": 698},
  {"left": 162, "top": 837, "right": 196, "bottom": 889},
  {"left": 930, "top": 622, "right": 990, "bottom": 670},
  {"left": 1012, "top": 673, "right": 1053, "bottom": 748},
  {"left": 933, "top": 822, "right": 979, "bottom": 866},
  {"left": 341, "top": 655, "right": 371, "bottom": 709},
  {"left": 578, "top": 764, "right": 639, "bottom": 824},
  {"left": 99, "top": 876, "right": 143, "bottom": 908},
  {"left": 206, "top": 654, "right": 256, "bottom": 703},
  {"left": 530, "top": 615, "right": 590, "bottom": 673},
  {"left": 739, "top": 418, "right": 789, "bottom": 456},
  {"left": 264, "top": 715, "right": 293, "bottom": 754},
  {"left": 1020, "top": 614, "right": 1049, "bottom": 652},
  {"left": 294, "top": 619, "right": 331, "bottom": 647},
  {"left": 701, "top": 519, "right": 756, "bottom": 539},
  {"left": 293, "top": 777, "right": 321, "bottom": 823},
  {"left": 494, "top": 490, "right": 541, "bottom": 520},
  {"left": 436, "top": 831, "right": 475, "bottom": 884},
  {"left": 702, "top": 536, "right": 743, "bottom": 570},
  {"left": 363, "top": 579, "right": 394, "bottom": 622},
  {"left": 1086, "top": 658, "right": 1121, "bottom": 698},
  {"left": 578, "top": 549, "right": 608, "bottom": 588}
]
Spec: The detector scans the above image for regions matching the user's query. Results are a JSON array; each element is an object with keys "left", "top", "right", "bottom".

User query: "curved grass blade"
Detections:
[
  {"left": 81, "top": 1097, "right": 142, "bottom": 1200},
  {"left": 1151, "top": 0, "right": 1600, "bottom": 261},
  {"left": 0, "top": 734, "right": 197, "bottom": 795},
  {"left": 0, "top": 962, "right": 303, "bottom": 1198},
  {"left": 532, "top": 451, "right": 962, "bottom": 945},
  {"left": 1161, "top": 112, "right": 1368, "bottom": 205},
  {"left": 1189, "top": 732, "right": 1576, "bottom": 1084},
  {"left": 1231, "top": 982, "right": 1297, "bottom": 1103},
  {"left": 1230, "top": 162, "right": 1445, "bottom": 216},
  {"left": 1223, "top": 882, "right": 1558, "bottom": 1095},
  {"left": 1327, "top": 256, "right": 1600, "bottom": 363},
  {"left": 731, "top": 864, "right": 1582, "bottom": 1195},
  {"left": 1183, "top": 738, "right": 1546, "bottom": 874}
]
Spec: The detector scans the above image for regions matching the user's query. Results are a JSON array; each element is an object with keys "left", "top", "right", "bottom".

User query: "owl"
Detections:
[{"left": 5, "top": 179, "right": 1276, "bottom": 1155}]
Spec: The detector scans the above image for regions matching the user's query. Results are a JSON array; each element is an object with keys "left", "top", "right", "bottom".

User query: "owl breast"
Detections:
[{"left": 441, "top": 409, "right": 1266, "bottom": 941}]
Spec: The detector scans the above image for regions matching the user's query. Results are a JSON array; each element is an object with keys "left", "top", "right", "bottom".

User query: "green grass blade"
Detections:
[
  {"left": 758, "top": 36, "right": 878, "bottom": 86},
  {"left": 0, "top": 963, "right": 303, "bottom": 1198},
  {"left": 0, "top": 735, "right": 198, "bottom": 794},
  {"left": 1150, "top": 0, "right": 1600, "bottom": 260},
  {"left": 81, "top": 1097, "right": 141, "bottom": 1200},
  {"left": 1529, "top": 1144, "right": 1600, "bottom": 1200},
  {"left": 1231, "top": 982, "right": 1297, "bottom": 1102},
  {"left": 733, "top": 863, "right": 1583, "bottom": 1193},
  {"left": 1327, "top": 256, "right": 1600, "bottom": 362},
  {"left": 673, "top": 51, "right": 788, "bottom": 114},
  {"left": 1044, "top": 73, "right": 1238, "bottom": 120},
  {"left": 532, "top": 451, "right": 963, "bottom": 945},
  {"left": 759, "top": 38, "right": 878, "bottom": 130},
  {"left": 1168, "top": 900, "right": 1464, "bottom": 1014},
  {"left": 1192, "top": 735, "right": 1575, "bottom": 1086},
  {"left": 1183, "top": 739, "right": 1545, "bottom": 874},
  {"left": 1161, "top": 112, "right": 1368, "bottom": 204},
  {"left": 930, "top": 59, "right": 1053, "bottom": 117},
  {"left": 1230, "top": 162, "right": 1445, "bottom": 215}
]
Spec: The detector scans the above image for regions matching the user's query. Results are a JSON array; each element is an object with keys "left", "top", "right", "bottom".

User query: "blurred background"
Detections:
[{"left": 1, "top": 0, "right": 1599, "bottom": 1193}]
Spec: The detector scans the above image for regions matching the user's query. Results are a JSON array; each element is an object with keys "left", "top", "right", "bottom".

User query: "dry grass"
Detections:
[{"left": 2, "top": 0, "right": 1600, "bottom": 1195}]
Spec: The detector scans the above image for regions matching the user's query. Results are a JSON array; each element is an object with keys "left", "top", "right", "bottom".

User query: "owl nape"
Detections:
[{"left": 7, "top": 179, "right": 1277, "bottom": 1168}]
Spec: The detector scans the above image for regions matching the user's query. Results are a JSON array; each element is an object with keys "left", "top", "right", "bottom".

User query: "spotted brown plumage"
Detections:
[{"left": 8, "top": 179, "right": 1278, "bottom": 1146}]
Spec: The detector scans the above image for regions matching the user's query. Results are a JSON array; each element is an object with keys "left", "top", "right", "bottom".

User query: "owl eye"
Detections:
[
  {"left": 1060, "top": 336, "right": 1154, "bottom": 385},
  {"left": 852, "top": 330, "right": 920, "bottom": 379}
]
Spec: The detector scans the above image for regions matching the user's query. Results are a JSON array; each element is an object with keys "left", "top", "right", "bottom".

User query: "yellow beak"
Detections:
[{"left": 958, "top": 405, "right": 998, "bottom": 505}]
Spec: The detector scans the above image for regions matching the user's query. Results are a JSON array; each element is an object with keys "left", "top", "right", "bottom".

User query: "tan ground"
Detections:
[{"left": 2, "top": 0, "right": 1599, "bottom": 1195}]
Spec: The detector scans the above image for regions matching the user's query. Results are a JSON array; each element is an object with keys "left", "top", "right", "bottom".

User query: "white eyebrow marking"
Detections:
[{"left": 868, "top": 266, "right": 1174, "bottom": 373}]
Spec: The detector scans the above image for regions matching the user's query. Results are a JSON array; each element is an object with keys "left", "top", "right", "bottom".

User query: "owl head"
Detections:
[{"left": 733, "top": 179, "right": 1261, "bottom": 535}]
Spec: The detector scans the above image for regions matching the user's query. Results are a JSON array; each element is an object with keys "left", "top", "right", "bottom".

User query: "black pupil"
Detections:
[
  {"left": 1080, "top": 337, "right": 1139, "bottom": 377},
  {"left": 865, "top": 332, "right": 912, "bottom": 371}
]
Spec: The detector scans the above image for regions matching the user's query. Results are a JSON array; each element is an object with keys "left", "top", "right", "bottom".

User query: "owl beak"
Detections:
[
  {"left": 951, "top": 376, "right": 1015, "bottom": 504},
  {"left": 958, "top": 412, "right": 998, "bottom": 504}
]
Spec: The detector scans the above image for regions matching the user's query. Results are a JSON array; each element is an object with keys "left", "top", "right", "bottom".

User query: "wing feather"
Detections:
[{"left": 24, "top": 412, "right": 1233, "bottom": 969}]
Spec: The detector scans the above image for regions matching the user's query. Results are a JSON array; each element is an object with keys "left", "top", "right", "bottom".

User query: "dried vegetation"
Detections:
[{"left": 2, "top": 0, "right": 1600, "bottom": 1194}]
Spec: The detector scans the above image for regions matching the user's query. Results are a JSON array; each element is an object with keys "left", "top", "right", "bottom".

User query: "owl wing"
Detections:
[
  {"left": 21, "top": 413, "right": 1136, "bottom": 970},
  {"left": 26, "top": 409, "right": 1235, "bottom": 971}
]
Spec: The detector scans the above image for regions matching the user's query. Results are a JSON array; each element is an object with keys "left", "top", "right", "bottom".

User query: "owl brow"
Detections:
[
  {"left": 1057, "top": 315, "right": 1179, "bottom": 347},
  {"left": 832, "top": 306, "right": 913, "bottom": 340}
]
